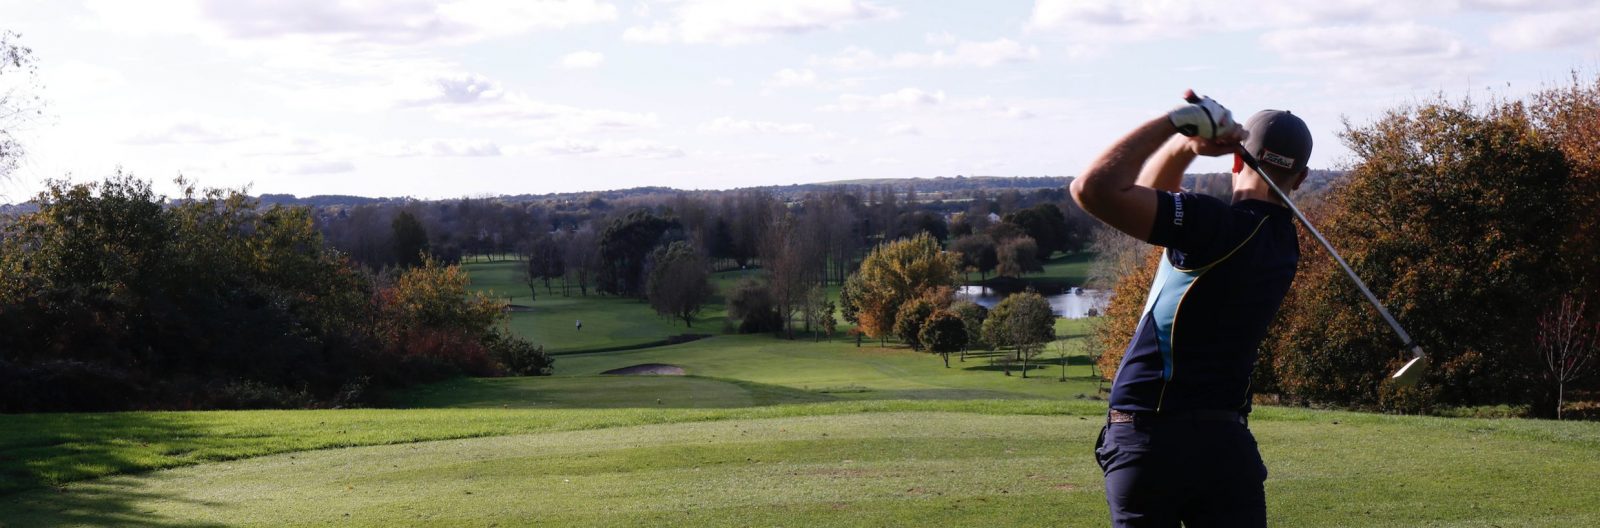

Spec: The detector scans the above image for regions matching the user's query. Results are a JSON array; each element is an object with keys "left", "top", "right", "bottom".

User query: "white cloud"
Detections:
[
  {"left": 814, "top": 38, "right": 1040, "bottom": 70},
  {"left": 284, "top": 159, "right": 355, "bottom": 175},
  {"left": 712, "top": 77, "right": 735, "bottom": 86},
  {"left": 1262, "top": 23, "right": 1466, "bottom": 62},
  {"left": 557, "top": 50, "right": 606, "bottom": 69},
  {"left": 124, "top": 119, "right": 264, "bottom": 145},
  {"left": 1025, "top": 0, "right": 1462, "bottom": 44},
  {"left": 821, "top": 88, "right": 946, "bottom": 112},
  {"left": 700, "top": 117, "right": 816, "bottom": 134},
  {"left": 622, "top": 23, "right": 674, "bottom": 43},
  {"left": 767, "top": 68, "right": 818, "bottom": 88},
  {"left": 623, "top": 0, "right": 896, "bottom": 45},
  {"left": 809, "top": 154, "right": 836, "bottom": 164},
  {"left": 384, "top": 139, "right": 503, "bottom": 157},
  {"left": 1490, "top": 6, "right": 1600, "bottom": 50},
  {"left": 925, "top": 31, "right": 956, "bottom": 46},
  {"left": 1261, "top": 23, "right": 1481, "bottom": 86},
  {"left": 86, "top": 0, "right": 620, "bottom": 45},
  {"left": 397, "top": 73, "right": 506, "bottom": 106},
  {"left": 883, "top": 123, "right": 920, "bottom": 136},
  {"left": 386, "top": 73, "right": 659, "bottom": 132},
  {"left": 510, "top": 138, "right": 685, "bottom": 159}
]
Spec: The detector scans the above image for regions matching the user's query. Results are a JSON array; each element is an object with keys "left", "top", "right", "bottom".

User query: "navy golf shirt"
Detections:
[{"left": 1109, "top": 190, "right": 1299, "bottom": 414}]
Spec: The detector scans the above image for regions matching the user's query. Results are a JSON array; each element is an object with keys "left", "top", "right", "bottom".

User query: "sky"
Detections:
[{"left": 2, "top": 0, "right": 1599, "bottom": 201}]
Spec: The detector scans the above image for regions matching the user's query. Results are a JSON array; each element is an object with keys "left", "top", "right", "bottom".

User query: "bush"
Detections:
[
  {"left": 0, "top": 176, "right": 538, "bottom": 412},
  {"left": 490, "top": 334, "right": 554, "bottom": 376},
  {"left": 726, "top": 278, "right": 783, "bottom": 333}
]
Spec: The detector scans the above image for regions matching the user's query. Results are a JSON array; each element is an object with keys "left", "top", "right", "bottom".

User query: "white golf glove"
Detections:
[{"left": 1168, "top": 93, "right": 1237, "bottom": 139}]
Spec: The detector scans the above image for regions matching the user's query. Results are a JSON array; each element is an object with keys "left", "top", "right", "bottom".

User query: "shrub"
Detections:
[{"left": 490, "top": 334, "right": 554, "bottom": 376}]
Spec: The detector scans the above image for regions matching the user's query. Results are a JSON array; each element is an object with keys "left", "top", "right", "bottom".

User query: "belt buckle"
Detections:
[{"left": 1108, "top": 410, "right": 1136, "bottom": 424}]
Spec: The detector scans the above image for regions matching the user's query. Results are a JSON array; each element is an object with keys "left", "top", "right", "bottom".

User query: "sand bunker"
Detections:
[{"left": 601, "top": 363, "right": 686, "bottom": 376}]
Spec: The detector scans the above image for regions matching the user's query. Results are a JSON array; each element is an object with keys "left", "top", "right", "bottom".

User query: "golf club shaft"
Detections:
[{"left": 1232, "top": 146, "right": 1419, "bottom": 353}]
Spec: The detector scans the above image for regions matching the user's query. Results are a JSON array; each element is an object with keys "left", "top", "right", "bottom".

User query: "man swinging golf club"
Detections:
[{"left": 1069, "top": 91, "right": 1311, "bottom": 527}]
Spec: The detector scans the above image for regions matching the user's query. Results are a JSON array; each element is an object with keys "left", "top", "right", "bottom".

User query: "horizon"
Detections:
[{"left": 4, "top": 1, "right": 1599, "bottom": 201}]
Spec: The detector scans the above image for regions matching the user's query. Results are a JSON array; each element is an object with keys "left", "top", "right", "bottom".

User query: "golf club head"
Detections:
[{"left": 1389, "top": 346, "right": 1428, "bottom": 388}]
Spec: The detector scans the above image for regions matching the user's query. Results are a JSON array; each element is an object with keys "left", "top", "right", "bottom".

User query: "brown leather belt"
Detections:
[{"left": 1108, "top": 409, "right": 1246, "bottom": 425}]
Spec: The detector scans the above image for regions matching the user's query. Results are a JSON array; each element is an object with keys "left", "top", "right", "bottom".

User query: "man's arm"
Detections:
[
  {"left": 1136, "top": 135, "right": 1197, "bottom": 192},
  {"left": 1071, "top": 92, "right": 1244, "bottom": 241},
  {"left": 1070, "top": 117, "right": 1177, "bottom": 241}
]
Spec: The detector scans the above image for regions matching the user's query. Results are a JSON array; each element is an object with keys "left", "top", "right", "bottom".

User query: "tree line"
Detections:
[{"left": 0, "top": 176, "right": 552, "bottom": 412}]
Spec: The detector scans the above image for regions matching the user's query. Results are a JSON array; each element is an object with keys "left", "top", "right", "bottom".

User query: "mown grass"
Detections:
[
  {"left": 5, "top": 257, "right": 1598, "bottom": 526},
  {"left": 465, "top": 261, "right": 725, "bottom": 354},
  {"left": 3, "top": 402, "right": 1598, "bottom": 527}
]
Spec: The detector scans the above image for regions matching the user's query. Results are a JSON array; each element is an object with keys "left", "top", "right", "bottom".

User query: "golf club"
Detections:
[{"left": 1184, "top": 92, "right": 1429, "bottom": 387}]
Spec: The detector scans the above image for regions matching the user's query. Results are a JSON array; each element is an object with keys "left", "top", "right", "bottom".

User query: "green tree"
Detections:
[
  {"left": 983, "top": 291, "right": 1055, "bottom": 377},
  {"left": 948, "top": 300, "right": 988, "bottom": 362},
  {"left": 391, "top": 210, "right": 430, "bottom": 269},
  {"left": 599, "top": 210, "right": 681, "bottom": 297},
  {"left": 893, "top": 298, "right": 937, "bottom": 350},
  {"left": 1003, "top": 203, "right": 1069, "bottom": 257},
  {"left": 645, "top": 241, "right": 714, "bottom": 327},
  {"left": 920, "top": 309, "right": 969, "bottom": 368}
]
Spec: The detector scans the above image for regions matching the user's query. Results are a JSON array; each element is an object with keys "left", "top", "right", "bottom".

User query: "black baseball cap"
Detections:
[{"left": 1242, "top": 110, "right": 1312, "bottom": 179}]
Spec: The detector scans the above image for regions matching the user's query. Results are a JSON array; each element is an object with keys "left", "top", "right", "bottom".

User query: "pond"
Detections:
[{"left": 956, "top": 285, "right": 1111, "bottom": 319}]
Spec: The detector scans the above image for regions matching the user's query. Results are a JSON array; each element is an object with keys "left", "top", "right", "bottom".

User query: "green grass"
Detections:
[
  {"left": 3, "top": 402, "right": 1599, "bottom": 527},
  {"left": 5, "top": 258, "right": 1599, "bottom": 526},
  {"left": 465, "top": 261, "right": 725, "bottom": 354}
]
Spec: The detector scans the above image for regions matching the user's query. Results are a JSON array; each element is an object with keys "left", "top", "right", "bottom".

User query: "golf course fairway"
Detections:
[
  {"left": 3, "top": 262, "right": 1597, "bottom": 526},
  {"left": 2, "top": 402, "right": 1597, "bottom": 527}
]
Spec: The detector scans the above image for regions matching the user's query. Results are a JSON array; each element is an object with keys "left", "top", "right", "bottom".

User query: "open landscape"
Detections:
[
  {"left": 4, "top": 262, "right": 1600, "bottom": 526},
  {"left": 5, "top": 2, "right": 1600, "bottom": 527}
]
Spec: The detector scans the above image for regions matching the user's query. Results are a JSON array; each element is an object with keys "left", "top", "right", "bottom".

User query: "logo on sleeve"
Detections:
[{"left": 1172, "top": 193, "right": 1184, "bottom": 227}]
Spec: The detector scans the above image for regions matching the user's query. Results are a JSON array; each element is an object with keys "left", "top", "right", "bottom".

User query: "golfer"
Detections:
[{"left": 1069, "top": 91, "right": 1312, "bottom": 527}]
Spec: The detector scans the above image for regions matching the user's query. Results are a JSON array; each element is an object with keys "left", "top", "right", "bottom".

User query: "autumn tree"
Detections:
[
  {"left": 1271, "top": 98, "right": 1573, "bottom": 412},
  {"left": 840, "top": 233, "right": 960, "bottom": 341},
  {"left": 645, "top": 241, "right": 714, "bottom": 327},
  {"left": 950, "top": 234, "right": 998, "bottom": 282},
  {"left": 995, "top": 236, "right": 1043, "bottom": 278}
]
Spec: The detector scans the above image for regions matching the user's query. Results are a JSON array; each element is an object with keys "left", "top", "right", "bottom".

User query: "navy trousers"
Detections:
[{"left": 1095, "top": 417, "right": 1268, "bottom": 527}]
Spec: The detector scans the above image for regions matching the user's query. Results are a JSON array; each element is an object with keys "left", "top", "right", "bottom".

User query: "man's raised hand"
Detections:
[{"left": 1168, "top": 89, "right": 1243, "bottom": 141}]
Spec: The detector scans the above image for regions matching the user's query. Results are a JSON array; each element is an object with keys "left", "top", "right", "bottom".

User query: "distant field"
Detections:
[{"left": 465, "top": 261, "right": 725, "bottom": 354}]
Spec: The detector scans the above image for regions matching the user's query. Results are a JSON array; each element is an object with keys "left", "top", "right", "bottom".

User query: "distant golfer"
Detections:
[
  {"left": 576, "top": 320, "right": 582, "bottom": 331},
  {"left": 1070, "top": 91, "right": 1312, "bottom": 527}
]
